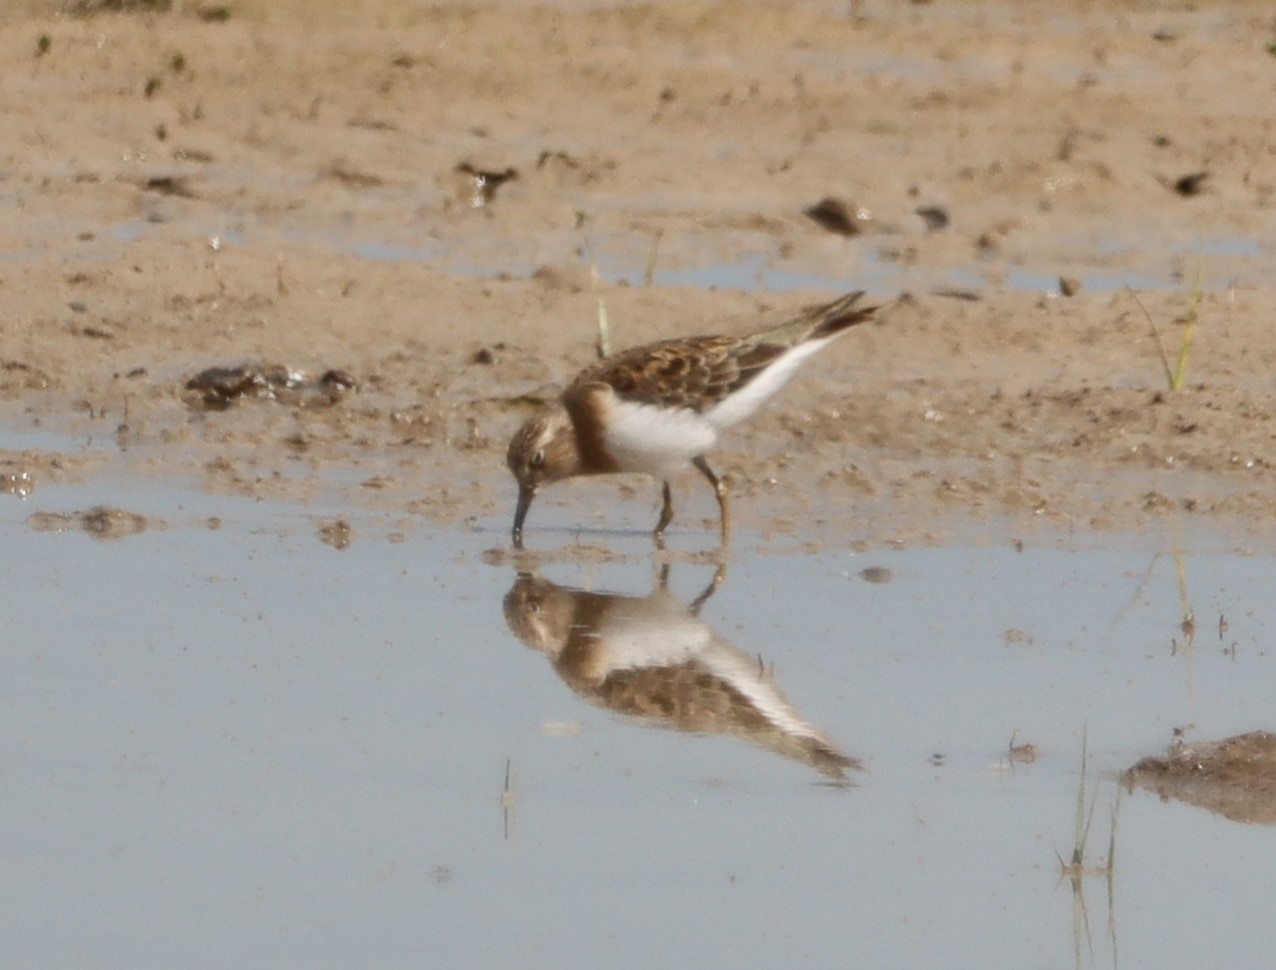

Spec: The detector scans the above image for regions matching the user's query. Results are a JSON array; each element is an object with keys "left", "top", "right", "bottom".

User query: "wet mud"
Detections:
[
  {"left": 2, "top": 0, "right": 1275, "bottom": 548},
  {"left": 1126, "top": 731, "right": 1276, "bottom": 826}
]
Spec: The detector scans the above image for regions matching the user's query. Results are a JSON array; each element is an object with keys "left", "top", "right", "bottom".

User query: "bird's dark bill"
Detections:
[{"left": 512, "top": 486, "right": 535, "bottom": 547}]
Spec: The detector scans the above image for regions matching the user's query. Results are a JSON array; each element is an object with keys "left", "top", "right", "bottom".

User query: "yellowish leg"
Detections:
[{"left": 692, "top": 456, "right": 730, "bottom": 545}]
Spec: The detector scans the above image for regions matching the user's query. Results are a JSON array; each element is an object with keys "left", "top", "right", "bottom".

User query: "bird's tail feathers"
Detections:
[{"left": 807, "top": 290, "right": 879, "bottom": 341}]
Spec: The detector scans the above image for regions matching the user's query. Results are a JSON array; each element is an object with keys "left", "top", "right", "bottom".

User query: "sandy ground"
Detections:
[{"left": 3, "top": 0, "right": 1276, "bottom": 550}]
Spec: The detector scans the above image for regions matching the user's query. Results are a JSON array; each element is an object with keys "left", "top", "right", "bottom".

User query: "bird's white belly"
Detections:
[{"left": 601, "top": 399, "right": 718, "bottom": 477}]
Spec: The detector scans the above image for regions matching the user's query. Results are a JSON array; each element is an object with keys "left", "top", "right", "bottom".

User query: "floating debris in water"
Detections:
[
  {"left": 1, "top": 471, "right": 35, "bottom": 499},
  {"left": 28, "top": 504, "right": 152, "bottom": 540},
  {"left": 858, "top": 566, "right": 893, "bottom": 584},
  {"left": 316, "top": 517, "right": 353, "bottom": 550}
]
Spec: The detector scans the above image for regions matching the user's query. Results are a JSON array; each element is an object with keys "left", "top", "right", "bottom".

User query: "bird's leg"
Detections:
[
  {"left": 653, "top": 480, "right": 676, "bottom": 543},
  {"left": 692, "top": 456, "right": 730, "bottom": 545},
  {"left": 655, "top": 561, "right": 672, "bottom": 590},
  {"left": 689, "top": 562, "right": 728, "bottom": 615}
]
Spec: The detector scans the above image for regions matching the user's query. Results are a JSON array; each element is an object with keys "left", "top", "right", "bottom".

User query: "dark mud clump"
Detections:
[
  {"left": 184, "top": 364, "right": 357, "bottom": 411},
  {"left": 1125, "top": 731, "right": 1276, "bottom": 826}
]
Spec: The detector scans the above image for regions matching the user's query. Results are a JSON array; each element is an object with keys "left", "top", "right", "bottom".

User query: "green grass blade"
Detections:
[{"left": 1171, "top": 263, "right": 1203, "bottom": 391}]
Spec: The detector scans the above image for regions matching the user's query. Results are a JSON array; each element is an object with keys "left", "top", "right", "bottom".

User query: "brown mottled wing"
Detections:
[
  {"left": 565, "top": 335, "right": 783, "bottom": 413},
  {"left": 562, "top": 290, "right": 874, "bottom": 414}
]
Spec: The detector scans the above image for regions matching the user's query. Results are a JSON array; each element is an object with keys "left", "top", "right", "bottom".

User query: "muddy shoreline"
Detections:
[{"left": 4, "top": 1, "right": 1275, "bottom": 550}]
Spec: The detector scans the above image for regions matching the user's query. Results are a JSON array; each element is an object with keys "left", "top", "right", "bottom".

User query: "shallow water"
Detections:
[
  {"left": 3, "top": 476, "right": 1274, "bottom": 968},
  {"left": 18, "top": 208, "right": 1271, "bottom": 298}
]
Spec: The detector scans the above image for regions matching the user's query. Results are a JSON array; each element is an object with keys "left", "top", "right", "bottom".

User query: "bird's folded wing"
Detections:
[{"left": 565, "top": 335, "right": 787, "bottom": 414}]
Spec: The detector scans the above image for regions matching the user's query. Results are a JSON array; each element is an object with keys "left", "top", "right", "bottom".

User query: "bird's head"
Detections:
[{"left": 506, "top": 408, "right": 579, "bottom": 545}]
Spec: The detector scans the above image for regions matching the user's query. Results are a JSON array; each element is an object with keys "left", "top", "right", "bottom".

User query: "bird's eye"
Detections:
[{"left": 530, "top": 449, "right": 545, "bottom": 470}]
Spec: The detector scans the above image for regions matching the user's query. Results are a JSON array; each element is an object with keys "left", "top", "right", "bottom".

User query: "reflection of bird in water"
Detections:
[{"left": 503, "top": 566, "right": 859, "bottom": 781}]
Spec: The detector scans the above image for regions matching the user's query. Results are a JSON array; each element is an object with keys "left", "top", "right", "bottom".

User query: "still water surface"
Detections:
[{"left": 2, "top": 481, "right": 1273, "bottom": 968}]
